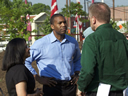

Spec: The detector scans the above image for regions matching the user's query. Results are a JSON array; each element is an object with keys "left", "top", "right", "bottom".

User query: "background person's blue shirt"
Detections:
[
  {"left": 83, "top": 27, "right": 94, "bottom": 42},
  {"left": 25, "top": 32, "right": 81, "bottom": 80}
]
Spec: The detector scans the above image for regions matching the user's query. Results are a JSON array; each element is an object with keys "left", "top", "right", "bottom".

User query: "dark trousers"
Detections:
[
  {"left": 43, "top": 80, "right": 77, "bottom": 96},
  {"left": 86, "top": 91, "right": 123, "bottom": 96}
]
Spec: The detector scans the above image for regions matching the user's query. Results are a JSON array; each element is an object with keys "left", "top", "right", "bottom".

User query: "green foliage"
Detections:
[
  {"left": 0, "top": 0, "right": 11, "bottom": 8},
  {"left": 39, "top": 16, "right": 52, "bottom": 34},
  {"left": 41, "top": 16, "right": 52, "bottom": 35},
  {"left": 34, "top": 36, "right": 42, "bottom": 40},
  {"left": 109, "top": 19, "right": 128, "bottom": 33},
  {"left": 61, "top": 2, "right": 87, "bottom": 23},
  {"left": 109, "top": 19, "right": 120, "bottom": 30},
  {"left": 0, "top": 0, "right": 33, "bottom": 41},
  {"left": 121, "top": 22, "right": 128, "bottom": 33},
  {"left": 34, "top": 15, "right": 52, "bottom": 40},
  {"left": 122, "top": 23, "right": 127, "bottom": 29},
  {"left": 31, "top": 3, "right": 50, "bottom": 15}
]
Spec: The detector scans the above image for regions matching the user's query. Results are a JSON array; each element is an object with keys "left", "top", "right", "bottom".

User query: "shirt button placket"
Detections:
[{"left": 61, "top": 43, "right": 63, "bottom": 61}]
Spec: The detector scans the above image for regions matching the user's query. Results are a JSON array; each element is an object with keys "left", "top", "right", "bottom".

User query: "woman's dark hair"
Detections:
[{"left": 2, "top": 38, "right": 26, "bottom": 71}]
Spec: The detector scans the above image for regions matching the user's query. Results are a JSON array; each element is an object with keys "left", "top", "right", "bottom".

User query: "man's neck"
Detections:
[
  {"left": 53, "top": 31, "right": 65, "bottom": 42},
  {"left": 57, "top": 35, "right": 65, "bottom": 42},
  {"left": 95, "top": 22, "right": 106, "bottom": 30}
]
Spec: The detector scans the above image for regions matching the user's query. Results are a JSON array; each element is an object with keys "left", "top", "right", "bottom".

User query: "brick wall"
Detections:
[{"left": 110, "top": 6, "right": 128, "bottom": 21}]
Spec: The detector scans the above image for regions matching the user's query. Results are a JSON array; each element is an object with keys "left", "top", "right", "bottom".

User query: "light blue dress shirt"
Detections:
[
  {"left": 25, "top": 32, "right": 81, "bottom": 80},
  {"left": 83, "top": 27, "right": 94, "bottom": 42},
  {"left": 123, "top": 87, "right": 128, "bottom": 96}
]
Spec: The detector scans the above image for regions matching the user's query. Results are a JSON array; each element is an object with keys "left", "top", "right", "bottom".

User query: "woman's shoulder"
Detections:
[{"left": 7, "top": 64, "right": 27, "bottom": 73}]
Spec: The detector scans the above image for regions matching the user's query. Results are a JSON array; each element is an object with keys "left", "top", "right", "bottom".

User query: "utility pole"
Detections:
[
  {"left": 69, "top": 0, "right": 71, "bottom": 34},
  {"left": 84, "top": 0, "right": 86, "bottom": 21},
  {"left": 66, "top": 0, "right": 68, "bottom": 6},
  {"left": 66, "top": 0, "right": 70, "bottom": 33},
  {"left": 113, "top": 0, "right": 115, "bottom": 21},
  {"left": 124, "top": 6, "right": 125, "bottom": 22}
]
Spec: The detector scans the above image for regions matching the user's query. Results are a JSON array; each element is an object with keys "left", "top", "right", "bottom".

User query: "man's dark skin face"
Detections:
[{"left": 51, "top": 16, "right": 67, "bottom": 41}]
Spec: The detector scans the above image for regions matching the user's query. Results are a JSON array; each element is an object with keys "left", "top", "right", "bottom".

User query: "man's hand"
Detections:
[
  {"left": 34, "top": 75, "right": 57, "bottom": 87},
  {"left": 70, "top": 74, "right": 79, "bottom": 85},
  {"left": 77, "top": 89, "right": 85, "bottom": 96}
]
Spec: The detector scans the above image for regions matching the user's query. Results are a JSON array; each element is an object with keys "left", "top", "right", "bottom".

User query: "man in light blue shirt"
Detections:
[{"left": 25, "top": 14, "right": 81, "bottom": 96}]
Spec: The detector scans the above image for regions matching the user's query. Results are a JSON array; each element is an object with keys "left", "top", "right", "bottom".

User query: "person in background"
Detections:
[
  {"left": 25, "top": 13, "right": 81, "bottom": 96},
  {"left": 83, "top": 26, "right": 94, "bottom": 42},
  {"left": 126, "top": 34, "right": 128, "bottom": 40},
  {"left": 2, "top": 38, "right": 43, "bottom": 96},
  {"left": 77, "top": 2, "right": 128, "bottom": 96},
  {"left": 124, "top": 87, "right": 128, "bottom": 96}
]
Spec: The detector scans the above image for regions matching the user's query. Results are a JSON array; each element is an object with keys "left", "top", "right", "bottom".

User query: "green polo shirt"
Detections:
[{"left": 78, "top": 24, "right": 128, "bottom": 92}]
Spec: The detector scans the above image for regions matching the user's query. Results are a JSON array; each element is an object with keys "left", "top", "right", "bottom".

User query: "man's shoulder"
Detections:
[
  {"left": 66, "top": 34, "right": 77, "bottom": 43},
  {"left": 31, "top": 34, "right": 51, "bottom": 49},
  {"left": 36, "top": 34, "right": 50, "bottom": 42}
]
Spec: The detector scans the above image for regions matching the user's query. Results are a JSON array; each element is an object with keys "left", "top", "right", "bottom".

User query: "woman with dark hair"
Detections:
[{"left": 2, "top": 38, "right": 43, "bottom": 96}]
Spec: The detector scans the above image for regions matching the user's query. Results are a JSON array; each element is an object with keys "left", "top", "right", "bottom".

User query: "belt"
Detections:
[{"left": 55, "top": 80, "right": 71, "bottom": 86}]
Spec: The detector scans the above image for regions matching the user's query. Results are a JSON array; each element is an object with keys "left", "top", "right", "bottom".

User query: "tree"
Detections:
[
  {"left": 40, "top": 16, "right": 52, "bottom": 35},
  {"left": 61, "top": 2, "right": 88, "bottom": 22},
  {"left": 0, "top": 0, "right": 11, "bottom": 8},
  {"left": 0, "top": 0, "right": 33, "bottom": 41},
  {"left": 35, "top": 15, "right": 52, "bottom": 40},
  {"left": 31, "top": 3, "right": 50, "bottom": 15},
  {"left": 109, "top": 19, "right": 128, "bottom": 33},
  {"left": 109, "top": 19, "right": 120, "bottom": 30}
]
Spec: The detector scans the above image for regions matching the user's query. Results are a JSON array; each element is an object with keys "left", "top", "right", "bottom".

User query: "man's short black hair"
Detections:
[{"left": 50, "top": 13, "right": 65, "bottom": 24}]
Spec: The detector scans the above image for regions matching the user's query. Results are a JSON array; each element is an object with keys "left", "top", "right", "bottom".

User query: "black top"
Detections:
[{"left": 6, "top": 64, "right": 35, "bottom": 96}]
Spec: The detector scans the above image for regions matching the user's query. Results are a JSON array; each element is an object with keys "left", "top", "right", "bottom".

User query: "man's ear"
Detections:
[
  {"left": 92, "top": 16, "right": 96, "bottom": 24},
  {"left": 51, "top": 24, "right": 54, "bottom": 30}
]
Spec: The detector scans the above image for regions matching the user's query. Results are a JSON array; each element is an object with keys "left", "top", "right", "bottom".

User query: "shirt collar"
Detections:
[
  {"left": 50, "top": 32, "right": 57, "bottom": 43},
  {"left": 65, "top": 34, "right": 70, "bottom": 42},
  {"left": 50, "top": 32, "right": 70, "bottom": 43}
]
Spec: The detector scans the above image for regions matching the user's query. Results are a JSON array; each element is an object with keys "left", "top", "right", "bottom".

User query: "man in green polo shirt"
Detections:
[{"left": 77, "top": 2, "right": 128, "bottom": 96}]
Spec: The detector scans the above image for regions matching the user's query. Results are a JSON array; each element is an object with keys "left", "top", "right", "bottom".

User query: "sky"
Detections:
[{"left": 28, "top": 0, "right": 128, "bottom": 12}]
